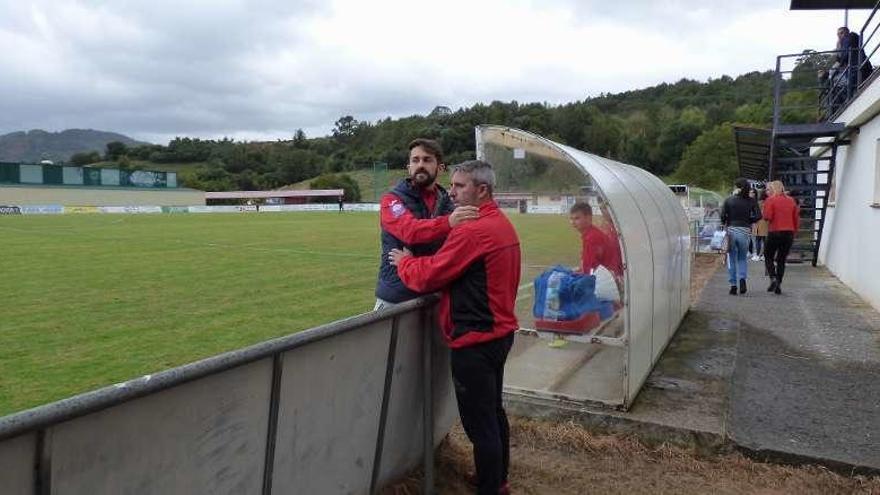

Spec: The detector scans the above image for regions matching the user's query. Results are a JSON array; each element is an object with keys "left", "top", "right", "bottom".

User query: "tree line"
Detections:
[{"left": 71, "top": 64, "right": 830, "bottom": 194}]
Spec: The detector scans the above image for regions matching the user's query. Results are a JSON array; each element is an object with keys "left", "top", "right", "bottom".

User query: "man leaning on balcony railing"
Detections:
[{"left": 820, "top": 27, "right": 873, "bottom": 118}]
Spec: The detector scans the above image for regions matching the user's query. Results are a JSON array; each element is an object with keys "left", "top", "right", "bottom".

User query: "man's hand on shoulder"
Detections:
[
  {"left": 388, "top": 247, "right": 413, "bottom": 266},
  {"left": 448, "top": 206, "right": 479, "bottom": 228}
]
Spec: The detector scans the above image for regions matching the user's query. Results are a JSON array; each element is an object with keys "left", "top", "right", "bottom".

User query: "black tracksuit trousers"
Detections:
[
  {"left": 450, "top": 333, "right": 515, "bottom": 495},
  {"left": 764, "top": 231, "right": 794, "bottom": 284}
]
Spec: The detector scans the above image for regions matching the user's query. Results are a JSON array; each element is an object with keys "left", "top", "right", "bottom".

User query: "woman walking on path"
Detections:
[
  {"left": 763, "top": 180, "right": 800, "bottom": 294},
  {"left": 721, "top": 178, "right": 761, "bottom": 295},
  {"left": 752, "top": 198, "right": 769, "bottom": 261}
]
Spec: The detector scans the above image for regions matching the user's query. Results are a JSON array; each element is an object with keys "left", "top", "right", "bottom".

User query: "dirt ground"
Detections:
[
  {"left": 691, "top": 252, "right": 724, "bottom": 301},
  {"left": 385, "top": 253, "right": 880, "bottom": 494}
]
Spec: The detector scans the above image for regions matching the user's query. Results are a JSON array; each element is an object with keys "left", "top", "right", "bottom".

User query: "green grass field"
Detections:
[{"left": 0, "top": 211, "right": 576, "bottom": 415}]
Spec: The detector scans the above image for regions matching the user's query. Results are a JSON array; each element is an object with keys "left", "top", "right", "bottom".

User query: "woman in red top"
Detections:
[{"left": 762, "top": 180, "right": 800, "bottom": 294}]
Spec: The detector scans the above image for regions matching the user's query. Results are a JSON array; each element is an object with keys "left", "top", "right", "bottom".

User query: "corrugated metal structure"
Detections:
[{"left": 476, "top": 125, "right": 691, "bottom": 409}]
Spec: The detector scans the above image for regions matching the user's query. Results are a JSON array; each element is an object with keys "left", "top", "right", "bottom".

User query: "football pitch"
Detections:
[{"left": 0, "top": 211, "right": 576, "bottom": 415}]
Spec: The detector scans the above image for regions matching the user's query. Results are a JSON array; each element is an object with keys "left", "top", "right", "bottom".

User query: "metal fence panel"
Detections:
[
  {"left": 377, "top": 310, "right": 456, "bottom": 484},
  {"left": 0, "top": 433, "right": 36, "bottom": 495},
  {"left": 48, "top": 359, "right": 272, "bottom": 495},
  {"left": 19, "top": 165, "right": 42, "bottom": 184},
  {"left": 271, "top": 320, "right": 392, "bottom": 494}
]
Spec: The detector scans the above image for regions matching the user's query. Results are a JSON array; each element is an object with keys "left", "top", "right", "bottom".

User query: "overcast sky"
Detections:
[{"left": 0, "top": 0, "right": 871, "bottom": 144}]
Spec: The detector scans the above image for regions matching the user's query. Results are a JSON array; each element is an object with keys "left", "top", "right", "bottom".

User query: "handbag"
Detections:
[{"left": 710, "top": 228, "right": 729, "bottom": 253}]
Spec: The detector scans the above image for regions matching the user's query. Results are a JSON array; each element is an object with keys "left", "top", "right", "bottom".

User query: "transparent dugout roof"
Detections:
[{"left": 475, "top": 126, "right": 691, "bottom": 409}]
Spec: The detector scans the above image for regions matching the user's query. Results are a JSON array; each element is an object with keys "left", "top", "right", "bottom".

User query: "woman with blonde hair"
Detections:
[{"left": 763, "top": 180, "right": 800, "bottom": 294}]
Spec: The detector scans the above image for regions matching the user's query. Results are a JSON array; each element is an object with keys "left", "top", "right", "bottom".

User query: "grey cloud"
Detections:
[{"left": 0, "top": 0, "right": 852, "bottom": 144}]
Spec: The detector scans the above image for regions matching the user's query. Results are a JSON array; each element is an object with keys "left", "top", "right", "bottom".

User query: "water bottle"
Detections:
[{"left": 544, "top": 271, "right": 563, "bottom": 321}]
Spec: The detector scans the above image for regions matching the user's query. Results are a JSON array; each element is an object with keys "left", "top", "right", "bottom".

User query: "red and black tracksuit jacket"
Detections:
[{"left": 396, "top": 201, "right": 521, "bottom": 348}]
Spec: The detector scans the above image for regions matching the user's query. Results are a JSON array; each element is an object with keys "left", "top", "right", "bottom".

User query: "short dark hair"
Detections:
[
  {"left": 408, "top": 138, "right": 443, "bottom": 164},
  {"left": 570, "top": 202, "right": 592, "bottom": 216}
]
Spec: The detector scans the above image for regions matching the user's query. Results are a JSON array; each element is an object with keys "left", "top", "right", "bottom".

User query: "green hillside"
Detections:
[{"left": 0, "top": 129, "right": 149, "bottom": 163}]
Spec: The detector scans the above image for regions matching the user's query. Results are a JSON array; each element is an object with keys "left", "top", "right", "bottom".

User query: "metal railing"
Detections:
[
  {"left": 0, "top": 295, "right": 451, "bottom": 495},
  {"left": 772, "top": 3, "right": 880, "bottom": 130}
]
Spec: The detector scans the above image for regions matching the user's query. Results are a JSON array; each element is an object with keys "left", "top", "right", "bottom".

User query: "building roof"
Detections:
[
  {"left": 205, "top": 189, "right": 343, "bottom": 199},
  {"left": 790, "top": 0, "right": 875, "bottom": 9}
]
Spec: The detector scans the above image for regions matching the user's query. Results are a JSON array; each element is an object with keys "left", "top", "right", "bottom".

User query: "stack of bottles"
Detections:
[{"left": 532, "top": 266, "right": 617, "bottom": 334}]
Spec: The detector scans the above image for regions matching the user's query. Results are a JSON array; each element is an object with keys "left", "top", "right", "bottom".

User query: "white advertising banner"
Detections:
[
  {"left": 526, "top": 205, "right": 565, "bottom": 214},
  {"left": 99, "top": 206, "right": 163, "bottom": 214},
  {"left": 188, "top": 205, "right": 257, "bottom": 213},
  {"left": 260, "top": 203, "right": 379, "bottom": 213},
  {"left": 20, "top": 205, "right": 64, "bottom": 215}
]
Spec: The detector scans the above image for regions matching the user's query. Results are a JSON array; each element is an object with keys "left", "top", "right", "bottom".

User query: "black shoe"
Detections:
[
  {"left": 774, "top": 284, "right": 782, "bottom": 295},
  {"left": 729, "top": 285, "right": 738, "bottom": 295},
  {"left": 767, "top": 280, "right": 778, "bottom": 292},
  {"left": 739, "top": 279, "right": 747, "bottom": 294}
]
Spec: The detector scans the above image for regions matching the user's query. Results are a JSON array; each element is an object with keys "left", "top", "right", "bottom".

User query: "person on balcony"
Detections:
[{"left": 832, "top": 27, "right": 873, "bottom": 102}]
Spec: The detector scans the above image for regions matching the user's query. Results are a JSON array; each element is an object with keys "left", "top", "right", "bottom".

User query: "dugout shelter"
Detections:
[{"left": 476, "top": 125, "right": 691, "bottom": 410}]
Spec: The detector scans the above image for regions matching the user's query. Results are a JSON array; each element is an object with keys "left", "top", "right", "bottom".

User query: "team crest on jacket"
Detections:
[{"left": 389, "top": 200, "right": 405, "bottom": 218}]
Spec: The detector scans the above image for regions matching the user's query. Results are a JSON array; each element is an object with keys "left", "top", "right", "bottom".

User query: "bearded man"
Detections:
[{"left": 374, "top": 138, "right": 478, "bottom": 309}]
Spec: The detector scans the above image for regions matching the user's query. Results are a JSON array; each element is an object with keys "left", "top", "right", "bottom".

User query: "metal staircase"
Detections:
[
  {"left": 734, "top": 51, "right": 854, "bottom": 267},
  {"left": 768, "top": 124, "right": 847, "bottom": 265}
]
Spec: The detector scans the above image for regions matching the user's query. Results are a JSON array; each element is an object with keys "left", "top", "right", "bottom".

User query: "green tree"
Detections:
[
  {"left": 332, "top": 115, "right": 360, "bottom": 141},
  {"left": 310, "top": 173, "right": 361, "bottom": 202},
  {"left": 733, "top": 100, "right": 772, "bottom": 125},
  {"left": 105, "top": 141, "right": 129, "bottom": 161},
  {"left": 70, "top": 151, "right": 102, "bottom": 166},
  {"left": 672, "top": 123, "right": 738, "bottom": 191}
]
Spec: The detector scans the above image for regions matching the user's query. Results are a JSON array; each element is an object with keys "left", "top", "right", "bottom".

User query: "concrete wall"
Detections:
[
  {"left": 0, "top": 301, "right": 454, "bottom": 494},
  {"left": 818, "top": 81, "right": 880, "bottom": 313},
  {"left": 0, "top": 185, "right": 204, "bottom": 206}
]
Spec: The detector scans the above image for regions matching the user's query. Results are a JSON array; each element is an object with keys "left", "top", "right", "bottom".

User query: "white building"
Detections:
[{"left": 817, "top": 73, "right": 880, "bottom": 311}]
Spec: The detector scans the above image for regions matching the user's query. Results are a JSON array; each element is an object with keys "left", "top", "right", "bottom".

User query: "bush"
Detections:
[{"left": 310, "top": 173, "right": 361, "bottom": 202}]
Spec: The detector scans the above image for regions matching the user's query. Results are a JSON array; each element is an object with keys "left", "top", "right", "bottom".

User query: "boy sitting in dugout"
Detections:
[{"left": 569, "top": 202, "right": 623, "bottom": 283}]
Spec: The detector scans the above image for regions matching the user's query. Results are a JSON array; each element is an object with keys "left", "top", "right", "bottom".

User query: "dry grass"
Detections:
[{"left": 386, "top": 417, "right": 880, "bottom": 494}]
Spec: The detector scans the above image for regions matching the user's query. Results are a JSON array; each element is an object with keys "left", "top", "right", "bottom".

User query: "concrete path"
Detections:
[
  {"left": 709, "top": 263, "right": 880, "bottom": 472},
  {"left": 505, "top": 261, "right": 880, "bottom": 473}
]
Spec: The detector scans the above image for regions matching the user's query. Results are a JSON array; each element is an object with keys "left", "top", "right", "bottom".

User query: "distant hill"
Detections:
[{"left": 0, "top": 129, "right": 150, "bottom": 164}]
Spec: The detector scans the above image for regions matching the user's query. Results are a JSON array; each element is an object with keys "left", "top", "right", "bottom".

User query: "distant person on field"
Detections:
[
  {"left": 721, "top": 178, "right": 760, "bottom": 295},
  {"left": 338, "top": 195, "right": 344, "bottom": 213},
  {"left": 374, "top": 138, "right": 478, "bottom": 310},
  {"left": 390, "top": 160, "right": 519, "bottom": 495},
  {"left": 763, "top": 180, "right": 800, "bottom": 295}
]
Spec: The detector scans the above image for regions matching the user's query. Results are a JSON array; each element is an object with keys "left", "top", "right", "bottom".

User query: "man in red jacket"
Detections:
[
  {"left": 375, "top": 138, "right": 479, "bottom": 309},
  {"left": 389, "top": 160, "right": 520, "bottom": 495}
]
